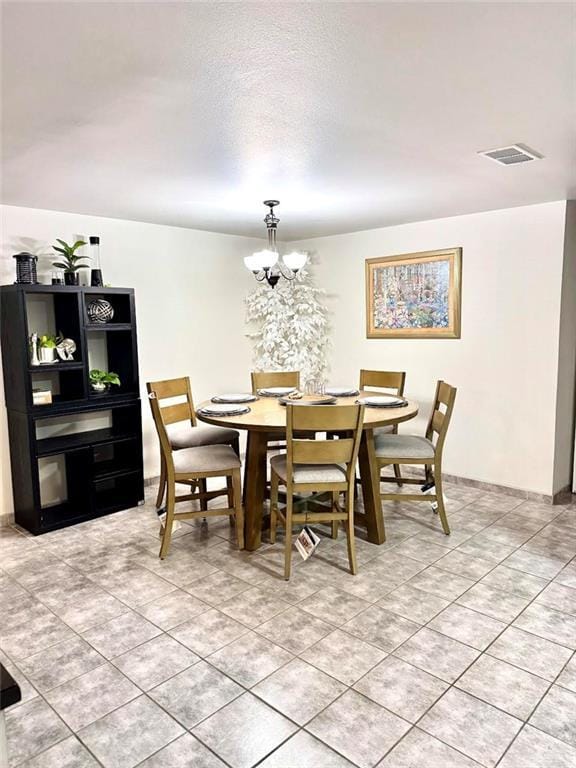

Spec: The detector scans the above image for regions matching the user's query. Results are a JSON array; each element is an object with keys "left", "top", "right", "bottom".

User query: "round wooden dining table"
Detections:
[{"left": 196, "top": 392, "right": 419, "bottom": 551}]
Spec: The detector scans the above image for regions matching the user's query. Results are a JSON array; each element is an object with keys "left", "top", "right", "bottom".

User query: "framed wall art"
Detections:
[{"left": 366, "top": 247, "right": 462, "bottom": 338}]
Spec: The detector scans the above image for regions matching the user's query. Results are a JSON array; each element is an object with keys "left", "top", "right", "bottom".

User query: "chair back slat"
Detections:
[
  {"left": 148, "top": 377, "right": 191, "bottom": 400},
  {"left": 288, "top": 403, "right": 361, "bottom": 432},
  {"left": 292, "top": 438, "right": 355, "bottom": 465},
  {"left": 426, "top": 380, "right": 457, "bottom": 449},
  {"left": 251, "top": 370, "right": 300, "bottom": 393},
  {"left": 146, "top": 377, "right": 196, "bottom": 427},
  {"left": 438, "top": 381, "right": 454, "bottom": 406},
  {"left": 285, "top": 403, "right": 364, "bottom": 485},
  {"left": 359, "top": 369, "right": 406, "bottom": 394},
  {"left": 161, "top": 402, "right": 192, "bottom": 425},
  {"left": 432, "top": 410, "right": 445, "bottom": 435}
]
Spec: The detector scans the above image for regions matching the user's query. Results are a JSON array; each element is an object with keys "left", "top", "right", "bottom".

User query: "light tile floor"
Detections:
[{"left": 2, "top": 483, "right": 576, "bottom": 767}]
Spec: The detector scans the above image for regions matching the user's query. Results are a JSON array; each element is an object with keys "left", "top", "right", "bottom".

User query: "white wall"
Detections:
[
  {"left": 0, "top": 205, "right": 261, "bottom": 520},
  {"left": 1, "top": 200, "right": 572, "bottom": 517},
  {"left": 291, "top": 201, "right": 568, "bottom": 497}
]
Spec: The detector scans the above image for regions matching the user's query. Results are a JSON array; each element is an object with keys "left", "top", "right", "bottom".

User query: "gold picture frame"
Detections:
[{"left": 366, "top": 247, "right": 462, "bottom": 339}]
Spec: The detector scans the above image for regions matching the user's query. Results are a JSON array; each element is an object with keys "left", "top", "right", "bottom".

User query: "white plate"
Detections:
[
  {"left": 198, "top": 404, "right": 251, "bottom": 416},
  {"left": 325, "top": 386, "right": 360, "bottom": 397},
  {"left": 258, "top": 387, "right": 298, "bottom": 396},
  {"left": 211, "top": 393, "right": 257, "bottom": 403},
  {"left": 357, "top": 395, "right": 406, "bottom": 407},
  {"left": 279, "top": 395, "right": 337, "bottom": 406}
]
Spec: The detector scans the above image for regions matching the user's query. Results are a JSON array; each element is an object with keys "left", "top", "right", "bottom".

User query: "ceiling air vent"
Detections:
[{"left": 479, "top": 144, "right": 543, "bottom": 166}]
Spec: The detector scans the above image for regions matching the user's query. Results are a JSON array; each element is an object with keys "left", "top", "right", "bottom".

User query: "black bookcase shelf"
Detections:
[
  {"left": 85, "top": 324, "right": 133, "bottom": 331},
  {"left": 0, "top": 285, "right": 144, "bottom": 534}
]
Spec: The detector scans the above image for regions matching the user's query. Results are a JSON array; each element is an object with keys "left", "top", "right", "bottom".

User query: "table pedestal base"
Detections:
[{"left": 242, "top": 428, "right": 386, "bottom": 551}]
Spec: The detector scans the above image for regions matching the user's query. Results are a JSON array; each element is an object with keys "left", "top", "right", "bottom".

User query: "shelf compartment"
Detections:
[
  {"left": 93, "top": 470, "right": 143, "bottom": 515},
  {"left": 39, "top": 449, "right": 90, "bottom": 513},
  {"left": 83, "top": 291, "right": 132, "bottom": 325},
  {"left": 35, "top": 403, "right": 141, "bottom": 456},
  {"left": 25, "top": 291, "right": 84, "bottom": 364},
  {"left": 87, "top": 329, "right": 138, "bottom": 400},
  {"left": 31, "top": 368, "right": 86, "bottom": 407},
  {"left": 37, "top": 428, "right": 136, "bottom": 457},
  {"left": 92, "top": 437, "right": 141, "bottom": 478}
]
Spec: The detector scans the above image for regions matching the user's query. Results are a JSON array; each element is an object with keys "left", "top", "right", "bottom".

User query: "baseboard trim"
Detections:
[
  {"left": 0, "top": 512, "right": 13, "bottom": 528},
  {"left": 436, "top": 472, "right": 571, "bottom": 506},
  {"left": 4, "top": 472, "right": 568, "bottom": 532},
  {"left": 143, "top": 472, "right": 572, "bottom": 506},
  {"left": 552, "top": 484, "right": 573, "bottom": 506}
]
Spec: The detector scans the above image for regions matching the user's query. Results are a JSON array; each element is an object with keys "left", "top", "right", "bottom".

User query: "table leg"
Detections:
[
  {"left": 243, "top": 431, "right": 269, "bottom": 551},
  {"left": 358, "top": 428, "right": 386, "bottom": 544}
]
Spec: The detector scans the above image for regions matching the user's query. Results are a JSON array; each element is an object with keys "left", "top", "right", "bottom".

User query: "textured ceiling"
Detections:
[{"left": 1, "top": 1, "right": 575, "bottom": 239}]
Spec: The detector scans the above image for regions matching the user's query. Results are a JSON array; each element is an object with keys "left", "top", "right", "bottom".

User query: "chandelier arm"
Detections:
[{"left": 276, "top": 263, "right": 298, "bottom": 281}]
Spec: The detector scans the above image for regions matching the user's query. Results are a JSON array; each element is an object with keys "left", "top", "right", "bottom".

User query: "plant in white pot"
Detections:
[
  {"left": 89, "top": 369, "right": 121, "bottom": 393},
  {"left": 245, "top": 262, "right": 329, "bottom": 382},
  {"left": 38, "top": 334, "right": 60, "bottom": 363}
]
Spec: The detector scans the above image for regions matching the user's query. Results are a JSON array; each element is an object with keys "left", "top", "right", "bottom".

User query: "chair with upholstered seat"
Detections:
[
  {"left": 329, "top": 369, "right": 406, "bottom": 488},
  {"left": 148, "top": 381, "right": 244, "bottom": 559},
  {"left": 147, "top": 377, "right": 239, "bottom": 511},
  {"left": 251, "top": 370, "right": 302, "bottom": 453},
  {"left": 375, "top": 380, "right": 456, "bottom": 535},
  {"left": 360, "top": 369, "right": 406, "bottom": 485},
  {"left": 269, "top": 402, "right": 364, "bottom": 580}
]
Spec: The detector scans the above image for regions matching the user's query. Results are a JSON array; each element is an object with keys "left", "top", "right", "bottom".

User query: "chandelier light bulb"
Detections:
[
  {"left": 243, "top": 254, "right": 261, "bottom": 273},
  {"left": 253, "top": 249, "right": 278, "bottom": 270},
  {"left": 283, "top": 251, "right": 308, "bottom": 272}
]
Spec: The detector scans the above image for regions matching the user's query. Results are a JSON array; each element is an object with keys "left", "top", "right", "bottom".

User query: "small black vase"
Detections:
[{"left": 64, "top": 272, "right": 79, "bottom": 286}]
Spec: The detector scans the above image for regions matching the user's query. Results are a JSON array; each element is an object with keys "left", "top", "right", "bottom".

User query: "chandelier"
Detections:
[{"left": 244, "top": 200, "right": 308, "bottom": 288}]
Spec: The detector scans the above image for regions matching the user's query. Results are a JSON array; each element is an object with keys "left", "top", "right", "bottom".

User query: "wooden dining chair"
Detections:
[
  {"left": 251, "top": 370, "right": 302, "bottom": 453},
  {"left": 360, "top": 369, "right": 406, "bottom": 485},
  {"left": 251, "top": 370, "right": 300, "bottom": 394},
  {"left": 148, "top": 381, "right": 244, "bottom": 559},
  {"left": 147, "top": 377, "right": 239, "bottom": 511},
  {"left": 269, "top": 402, "right": 365, "bottom": 579},
  {"left": 375, "top": 380, "right": 457, "bottom": 535}
]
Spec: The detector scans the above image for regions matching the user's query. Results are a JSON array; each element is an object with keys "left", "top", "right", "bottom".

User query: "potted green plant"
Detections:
[
  {"left": 89, "top": 369, "right": 121, "bottom": 394},
  {"left": 52, "top": 238, "right": 90, "bottom": 285},
  {"left": 38, "top": 334, "right": 61, "bottom": 363}
]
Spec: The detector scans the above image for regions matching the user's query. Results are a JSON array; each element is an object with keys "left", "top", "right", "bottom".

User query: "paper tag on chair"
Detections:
[
  {"left": 157, "top": 508, "right": 182, "bottom": 535},
  {"left": 295, "top": 526, "right": 321, "bottom": 560},
  {"left": 420, "top": 482, "right": 445, "bottom": 511}
]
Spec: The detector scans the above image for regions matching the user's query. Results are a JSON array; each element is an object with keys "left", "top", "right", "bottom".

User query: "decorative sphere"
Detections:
[{"left": 87, "top": 298, "right": 114, "bottom": 323}]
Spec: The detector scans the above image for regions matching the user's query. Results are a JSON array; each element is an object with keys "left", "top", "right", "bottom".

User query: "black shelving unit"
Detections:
[{"left": 0, "top": 285, "right": 144, "bottom": 534}]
